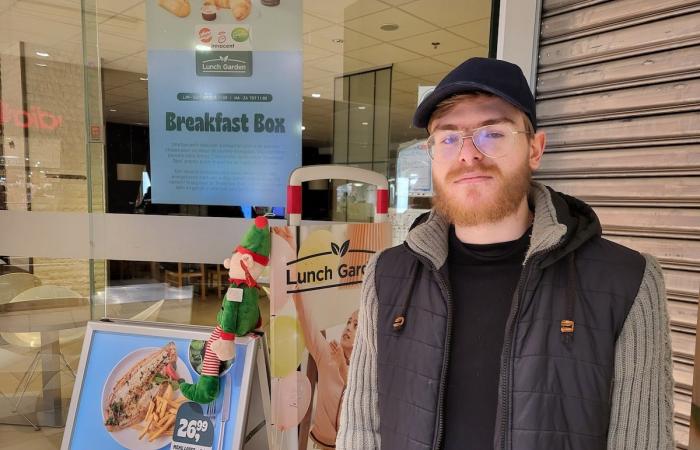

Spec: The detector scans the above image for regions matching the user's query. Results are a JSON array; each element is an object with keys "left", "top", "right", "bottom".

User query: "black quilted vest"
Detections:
[{"left": 374, "top": 188, "right": 645, "bottom": 450}]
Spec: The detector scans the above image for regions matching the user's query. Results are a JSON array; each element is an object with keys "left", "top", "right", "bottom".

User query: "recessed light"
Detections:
[
  {"left": 139, "top": 76, "right": 148, "bottom": 81},
  {"left": 332, "top": 38, "right": 344, "bottom": 44},
  {"left": 380, "top": 23, "right": 399, "bottom": 32},
  {"left": 36, "top": 51, "right": 50, "bottom": 57},
  {"left": 361, "top": 122, "right": 369, "bottom": 126},
  {"left": 35, "top": 63, "right": 48, "bottom": 67},
  {"left": 109, "top": 109, "right": 117, "bottom": 112},
  {"left": 311, "top": 93, "right": 321, "bottom": 98},
  {"left": 301, "top": 125, "right": 306, "bottom": 131},
  {"left": 358, "top": 106, "right": 366, "bottom": 110}
]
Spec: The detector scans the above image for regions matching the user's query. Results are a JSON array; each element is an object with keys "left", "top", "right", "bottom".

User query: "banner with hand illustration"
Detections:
[{"left": 268, "top": 222, "right": 391, "bottom": 448}]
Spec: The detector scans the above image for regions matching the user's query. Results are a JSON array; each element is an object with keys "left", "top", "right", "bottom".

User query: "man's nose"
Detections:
[{"left": 458, "top": 138, "right": 484, "bottom": 163}]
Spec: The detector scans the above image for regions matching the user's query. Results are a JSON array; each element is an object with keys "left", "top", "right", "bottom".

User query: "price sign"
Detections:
[{"left": 171, "top": 402, "right": 215, "bottom": 450}]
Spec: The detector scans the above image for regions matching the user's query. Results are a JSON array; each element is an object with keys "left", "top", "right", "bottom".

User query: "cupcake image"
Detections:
[{"left": 201, "top": 3, "right": 217, "bottom": 20}]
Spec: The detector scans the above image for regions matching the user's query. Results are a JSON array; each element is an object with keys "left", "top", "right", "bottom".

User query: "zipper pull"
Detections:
[
  {"left": 560, "top": 319, "right": 574, "bottom": 343},
  {"left": 393, "top": 315, "right": 406, "bottom": 331}
]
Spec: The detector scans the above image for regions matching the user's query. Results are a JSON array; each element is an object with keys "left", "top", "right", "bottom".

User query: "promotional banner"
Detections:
[
  {"left": 146, "top": 0, "right": 302, "bottom": 206},
  {"left": 62, "top": 321, "right": 263, "bottom": 450},
  {"left": 268, "top": 222, "right": 391, "bottom": 449}
]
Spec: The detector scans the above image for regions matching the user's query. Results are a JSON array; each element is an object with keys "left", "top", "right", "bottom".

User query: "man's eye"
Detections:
[{"left": 441, "top": 134, "right": 460, "bottom": 145}]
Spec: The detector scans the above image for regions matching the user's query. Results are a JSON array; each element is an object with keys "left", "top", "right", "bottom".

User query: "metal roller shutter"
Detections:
[{"left": 534, "top": 1, "right": 700, "bottom": 447}]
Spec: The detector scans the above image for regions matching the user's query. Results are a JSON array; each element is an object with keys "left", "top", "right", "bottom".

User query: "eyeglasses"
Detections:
[{"left": 425, "top": 124, "right": 531, "bottom": 161}]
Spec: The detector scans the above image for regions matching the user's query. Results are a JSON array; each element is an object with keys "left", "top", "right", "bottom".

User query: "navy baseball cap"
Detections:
[{"left": 412, "top": 57, "right": 537, "bottom": 131}]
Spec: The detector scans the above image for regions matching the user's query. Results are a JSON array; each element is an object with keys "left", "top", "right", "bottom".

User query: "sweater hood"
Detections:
[{"left": 405, "top": 181, "right": 601, "bottom": 269}]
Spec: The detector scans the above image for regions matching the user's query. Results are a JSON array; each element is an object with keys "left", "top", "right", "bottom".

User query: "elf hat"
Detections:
[{"left": 236, "top": 216, "right": 271, "bottom": 266}]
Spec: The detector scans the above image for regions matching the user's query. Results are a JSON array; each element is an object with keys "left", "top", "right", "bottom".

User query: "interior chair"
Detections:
[{"left": 163, "top": 262, "right": 206, "bottom": 301}]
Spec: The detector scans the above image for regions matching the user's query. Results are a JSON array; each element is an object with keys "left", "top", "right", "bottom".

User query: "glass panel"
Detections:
[{"left": 0, "top": 258, "right": 90, "bottom": 429}]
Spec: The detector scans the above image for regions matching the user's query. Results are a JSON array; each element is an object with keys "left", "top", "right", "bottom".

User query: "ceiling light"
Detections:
[
  {"left": 332, "top": 38, "right": 344, "bottom": 44},
  {"left": 361, "top": 122, "right": 369, "bottom": 126},
  {"left": 139, "top": 76, "right": 148, "bottom": 81},
  {"left": 109, "top": 109, "right": 117, "bottom": 112},
  {"left": 311, "top": 93, "right": 321, "bottom": 98},
  {"left": 358, "top": 106, "right": 366, "bottom": 110},
  {"left": 35, "top": 63, "right": 47, "bottom": 67},
  {"left": 301, "top": 126, "right": 306, "bottom": 131},
  {"left": 36, "top": 51, "right": 50, "bottom": 57},
  {"left": 380, "top": 23, "right": 399, "bottom": 31}
]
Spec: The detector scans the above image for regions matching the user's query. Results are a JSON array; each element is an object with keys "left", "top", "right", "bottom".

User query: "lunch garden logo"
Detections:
[
  {"left": 286, "top": 239, "right": 376, "bottom": 294},
  {"left": 195, "top": 51, "right": 252, "bottom": 77}
]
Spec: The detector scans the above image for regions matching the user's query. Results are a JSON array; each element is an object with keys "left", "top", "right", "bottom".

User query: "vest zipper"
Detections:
[
  {"left": 498, "top": 243, "right": 565, "bottom": 450},
  {"left": 498, "top": 259, "right": 534, "bottom": 450},
  {"left": 403, "top": 244, "right": 452, "bottom": 450},
  {"left": 432, "top": 269, "right": 452, "bottom": 450}
]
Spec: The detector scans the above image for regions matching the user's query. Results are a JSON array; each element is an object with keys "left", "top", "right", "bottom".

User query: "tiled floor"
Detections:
[{"left": 0, "top": 283, "right": 270, "bottom": 449}]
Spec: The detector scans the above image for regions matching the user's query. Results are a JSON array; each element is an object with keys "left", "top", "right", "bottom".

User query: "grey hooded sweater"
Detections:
[{"left": 337, "top": 182, "right": 674, "bottom": 450}]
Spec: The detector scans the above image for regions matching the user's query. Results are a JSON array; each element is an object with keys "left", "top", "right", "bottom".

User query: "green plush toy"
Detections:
[{"left": 180, "top": 216, "right": 271, "bottom": 404}]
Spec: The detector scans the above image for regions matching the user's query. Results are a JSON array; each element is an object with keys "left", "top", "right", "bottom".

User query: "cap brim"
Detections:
[{"left": 412, "top": 81, "right": 530, "bottom": 129}]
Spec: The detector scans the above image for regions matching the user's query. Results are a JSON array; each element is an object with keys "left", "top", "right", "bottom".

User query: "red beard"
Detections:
[{"left": 432, "top": 158, "right": 531, "bottom": 226}]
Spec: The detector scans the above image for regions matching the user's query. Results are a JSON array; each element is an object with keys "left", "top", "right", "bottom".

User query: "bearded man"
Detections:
[{"left": 336, "top": 58, "right": 674, "bottom": 450}]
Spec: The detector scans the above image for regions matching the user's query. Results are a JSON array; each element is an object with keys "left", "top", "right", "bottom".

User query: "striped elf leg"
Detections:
[
  {"left": 201, "top": 326, "right": 224, "bottom": 376},
  {"left": 180, "top": 326, "right": 234, "bottom": 404}
]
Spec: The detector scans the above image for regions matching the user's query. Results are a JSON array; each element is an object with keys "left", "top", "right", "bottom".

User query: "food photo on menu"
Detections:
[
  {"left": 64, "top": 326, "right": 251, "bottom": 450},
  {"left": 103, "top": 342, "right": 188, "bottom": 444},
  {"left": 101, "top": 342, "right": 194, "bottom": 449}
]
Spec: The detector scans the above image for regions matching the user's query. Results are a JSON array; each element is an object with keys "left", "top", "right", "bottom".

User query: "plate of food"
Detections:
[{"left": 102, "top": 342, "right": 193, "bottom": 450}]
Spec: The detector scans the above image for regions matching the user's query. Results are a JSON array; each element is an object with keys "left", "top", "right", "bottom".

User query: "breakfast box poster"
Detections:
[
  {"left": 146, "top": 0, "right": 302, "bottom": 207},
  {"left": 267, "top": 222, "right": 391, "bottom": 449},
  {"left": 62, "top": 320, "right": 261, "bottom": 450}
]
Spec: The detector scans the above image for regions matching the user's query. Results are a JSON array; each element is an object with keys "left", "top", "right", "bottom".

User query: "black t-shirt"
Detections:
[{"left": 442, "top": 225, "right": 531, "bottom": 450}]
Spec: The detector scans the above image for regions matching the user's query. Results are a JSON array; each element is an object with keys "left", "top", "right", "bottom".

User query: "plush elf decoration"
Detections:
[{"left": 180, "top": 216, "right": 271, "bottom": 404}]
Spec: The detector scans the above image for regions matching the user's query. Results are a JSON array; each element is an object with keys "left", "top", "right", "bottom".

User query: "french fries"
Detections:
[{"left": 132, "top": 381, "right": 187, "bottom": 442}]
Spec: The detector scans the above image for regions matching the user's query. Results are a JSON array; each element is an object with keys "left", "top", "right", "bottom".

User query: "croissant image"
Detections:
[
  {"left": 231, "top": 0, "right": 252, "bottom": 21},
  {"left": 158, "top": 0, "right": 191, "bottom": 17}
]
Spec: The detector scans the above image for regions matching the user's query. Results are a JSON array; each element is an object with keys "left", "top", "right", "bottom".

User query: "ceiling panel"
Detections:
[
  {"left": 305, "top": 25, "right": 380, "bottom": 53},
  {"left": 302, "top": 44, "right": 335, "bottom": 61},
  {"left": 392, "top": 29, "right": 481, "bottom": 56},
  {"left": 447, "top": 18, "right": 491, "bottom": 46},
  {"left": 104, "top": 82, "right": 147, "bottom": 100},
  {"left": 393, "top": 58, "right": 453, "bottom": 77},
  {"left": 343, "top": 7, "right": 438, "bottom": 42},
  {"left": 398, "top": 0, "right": 491, "bottom": 28},
  {"left": 392, "top": 76, "right": 430, "bottom": 94},
  {"left": 303, "top": 13, "right": 334, "bottom": 34},
  {"left": 103, "top": 93, "right": 140, "bottom": 106},
  {"left": 377, "top": 0, "right": 415, "bottom": 5},
  {"left": 345, "top": 43, "right": 420, "bottom": 66},
  {"left": 97, "top": 0, "right": 143, "bottom": 20},
  {"left": 432, "top": 46, "right": 488, "bottom": 66},
  {"left": 304, "top": 66, "right": 336, "bottom": 82},
  {"left": 303, "top": 0, "right": 390, "bottom": 24},
  {"left": 306, "top": 54, "right": 373, "bottom": 76}
]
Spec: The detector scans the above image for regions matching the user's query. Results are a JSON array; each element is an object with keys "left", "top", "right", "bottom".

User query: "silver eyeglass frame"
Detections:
[{"left": 425, "top": 124, "right": 532, "bottom": 160}]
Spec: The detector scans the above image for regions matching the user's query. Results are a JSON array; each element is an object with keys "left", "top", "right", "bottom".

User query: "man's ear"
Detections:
[{"left": 529, "top": 131, "right": 546, "bottom": 171}]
